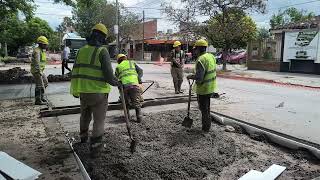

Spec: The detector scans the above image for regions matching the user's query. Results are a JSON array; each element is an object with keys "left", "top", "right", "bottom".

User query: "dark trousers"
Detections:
[{"left": 197, "top": 94, "right": 212, "bottom": 131}]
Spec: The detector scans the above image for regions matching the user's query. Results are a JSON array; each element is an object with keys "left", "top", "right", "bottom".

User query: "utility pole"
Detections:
[
  {"left": 142, "top": 10, "right": 145, "bottom": 61},
  {"left": 115, "top": 0, "right": 120, "bottom": 54}
]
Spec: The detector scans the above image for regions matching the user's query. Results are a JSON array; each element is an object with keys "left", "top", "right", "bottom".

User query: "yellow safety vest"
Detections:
[
  {"left": 31, "top": 47, "right": 46, "bottom": 74},
  {"left": 194, "top": 53, "right": 217, "bottom": 95},
  {"left": 70, "top": 45, "right": 111, "bottom": 96},
  {"left": 116, "top": 60, "right": 139, "bottom": 85}
]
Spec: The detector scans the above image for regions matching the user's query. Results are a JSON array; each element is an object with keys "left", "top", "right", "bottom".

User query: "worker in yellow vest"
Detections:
[
  {"left": 187, "top": 39, "right": 218, "bottom": 132},
  {"left": 31, "top": 36, "right": 49, "bottom": 105},
  {"left": 169, "top": 41, "right": 185, "bottom": 94},
  {"left": 115, "top": 54, "right": 144, "bottom": 122},
  {"left": 70, "top": 23, "right": 120, "bottom": 154}
]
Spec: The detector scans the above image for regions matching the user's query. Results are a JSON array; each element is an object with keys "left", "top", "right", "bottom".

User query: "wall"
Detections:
[{"left": 247, "top": 60, "right": 281, "bottom": 72}]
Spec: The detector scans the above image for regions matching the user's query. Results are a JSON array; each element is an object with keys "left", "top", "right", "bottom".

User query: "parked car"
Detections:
[
  {"left": 214, "top": 50, "right": 247, "bottom": 64},
  {"left": 226, "top": 50, "right": 247, "bottom": 64}
]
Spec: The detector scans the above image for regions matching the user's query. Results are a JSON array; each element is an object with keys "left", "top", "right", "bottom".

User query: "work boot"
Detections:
[
  {"left": 35, "top": 88, "right": 46, "bottom": 105},
  {"left": 135, "top": 108, "right": 143, "bottom": 123},
  {"left": 178, "top": 80, "right": 184, "bottom": 94},
  {"left": 90, "top": 136, "right": 103, "bottom": 158},
  {"left": 40, "top": 88, "right": 47, "bottom": 103},
  {"left": 80, "top": 131, "right": 88, "bottom": 143}
]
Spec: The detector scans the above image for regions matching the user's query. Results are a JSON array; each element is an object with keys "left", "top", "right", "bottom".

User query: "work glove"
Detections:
[
  {"left": 212, "top": 93, "right": 220, "bottom": 99},
  {"left": 187, "top": 74, "right": 195, "bottom": 80}
]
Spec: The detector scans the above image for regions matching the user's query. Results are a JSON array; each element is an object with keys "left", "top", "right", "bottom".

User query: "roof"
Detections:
[
  {"left": 270, "top": 16, "right": 320, "bottom": 32},
  {"left": 144, "top": 39, "right": 183, "bottom": 45}
]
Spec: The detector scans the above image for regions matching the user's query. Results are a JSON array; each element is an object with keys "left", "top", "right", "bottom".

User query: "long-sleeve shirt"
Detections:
[
  {"left": 99, "top": 48, "right": 119, "bottom": 86},
  {"left": 168, "top": 50, "right": 185, "bottom": 68}
]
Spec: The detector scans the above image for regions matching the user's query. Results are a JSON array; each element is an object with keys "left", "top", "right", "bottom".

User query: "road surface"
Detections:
[{"left": 0, "top": 63, "right": 319, "bottom": 144}]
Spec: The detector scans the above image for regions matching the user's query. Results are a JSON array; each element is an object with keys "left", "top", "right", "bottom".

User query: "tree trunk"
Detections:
[
  {"left": 222, "top": 48, "right": 228, "bottom": 71},
  {"left": 4, "top": 42, "right": 8, "bottom": 57}
]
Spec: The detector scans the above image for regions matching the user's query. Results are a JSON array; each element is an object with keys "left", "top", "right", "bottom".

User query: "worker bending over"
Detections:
[
  {"left": 169, "top": 41, "right": 185, "bottom": 94},
  {"left": 31, "top": 36, "right": 49, "bottom": 105},
  {"left": 187, "top": 39, "right": 217, "bottom": 132},
  {"left": 115, "top": 54, "right": 144, "bottom": 123},
  {"left": 70, "top": 23, "right": 119, "bottom": 154}
]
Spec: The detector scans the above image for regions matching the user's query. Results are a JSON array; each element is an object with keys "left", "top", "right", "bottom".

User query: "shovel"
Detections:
[
  {"left": 182, "top": 79, "right": 194, "bottom": 128},
  {"left": 119, "top": 85, "right": 137, "bottom": 153}
]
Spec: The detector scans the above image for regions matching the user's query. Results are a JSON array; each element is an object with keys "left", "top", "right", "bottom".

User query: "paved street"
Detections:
[{"left": 0, "top": 63, "right": 319, "bottom": 144}]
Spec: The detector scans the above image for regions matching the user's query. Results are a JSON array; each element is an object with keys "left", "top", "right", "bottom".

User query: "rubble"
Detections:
[
  {"left": 0, "top": 67, "right": 33, "bottom": 84},
  {"left": 0, "top": 68, "right": 71, "bottom": 84},
  {"left": 74, "top": 110, "right": 320, "bottom": 180}
]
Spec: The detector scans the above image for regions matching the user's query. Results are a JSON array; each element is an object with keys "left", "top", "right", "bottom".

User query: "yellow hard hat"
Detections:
[
  {"left": 173, "top": 41, "right": 181, "bottom": 48},
  {"left": 194, "top": 39, "right": 208, "bottom": 47},
  {"left": 117, "top": 54, "right": 126, "bottom": 60},
  {"left": 92, "top": 23, "right": 108, "bottom": 35},
  {"left": 37, "top": 36, "right": 49, "bottom": 45}
]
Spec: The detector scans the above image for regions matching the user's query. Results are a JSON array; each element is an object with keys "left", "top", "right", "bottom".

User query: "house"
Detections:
[{"left": 247, "top": 16, "right": 320, "bottom": 74}]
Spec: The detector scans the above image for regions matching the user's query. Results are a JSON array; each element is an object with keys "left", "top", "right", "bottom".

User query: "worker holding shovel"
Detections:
[
  {"left": 70, "top": 23, "right": 120, "bottom": 155},
  {"left": 31, "top": 36, "right": 49, "bottom": 105},
  {"left": 115, "top": 54, "right": 144, "bottom": 123},
  {"left": 187, "top": 39, "right": 218, "bottom": 132}
]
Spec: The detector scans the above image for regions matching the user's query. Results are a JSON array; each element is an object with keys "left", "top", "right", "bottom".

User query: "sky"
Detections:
[{"left": 34, "top": 0, "right": 320, "bottom": 33}]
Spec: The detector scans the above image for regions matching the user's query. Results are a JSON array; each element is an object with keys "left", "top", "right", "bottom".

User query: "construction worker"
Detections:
[
  {"left": 115, "top": 54, "right": 144, "bottom": 123},
  {"left": 187, "top": 39, "right": 217, "bottom": 132},
  {"left": 70, "top": 23, "right": 119, "bottom": 153},
  {"left": 169, "top": 41, "right": 185, "bottom": 94},
  {"left": 31, "top": 36, "right": 49, "bottom": 105}
]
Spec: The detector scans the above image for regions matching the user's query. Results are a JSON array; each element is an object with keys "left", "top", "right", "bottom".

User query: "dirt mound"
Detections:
[
  {"left": 47, "top": 73, "right": 71, "bottom": 82},
  {"left": 0, "top": 68, "right": 71, "bottom": 84},
  {"left": 74, "top": 110, "right": 320, "bottom": 180},
  {"left": 0, "top": 67, "right": 33, "bottom": 84}
]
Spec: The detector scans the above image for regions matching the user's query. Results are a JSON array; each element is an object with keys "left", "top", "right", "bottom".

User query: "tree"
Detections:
[
  {"left": 0, "top": 14, "right": 54, "bottom": 55},
  {"left": 72, "top": 0, "right": 117, "bottom": 39},
  {"left": 0, "top": 0, "right": 35, "bottom": 19},
  {"left": 119, "top": 9, "right": 141, "bottom": 43},
  {"left": 164, "top": 0, "right": 267, "bottom": 70},
  {"left": 203, "top": 9, "right": 257, "bottom": 50},
  {"left": 57, "top": 17, "right": 74, "bottom": 33},
  {"left": 270, "top": 7, "right": 315, "bottom": 29},
  {"left": 257, "top": 27, "right": 270, "bottom": 40}
]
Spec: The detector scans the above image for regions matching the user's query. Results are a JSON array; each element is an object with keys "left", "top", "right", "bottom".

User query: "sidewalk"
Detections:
[{"left": 218, "top": 64, "right": 320, "bottom": 89}]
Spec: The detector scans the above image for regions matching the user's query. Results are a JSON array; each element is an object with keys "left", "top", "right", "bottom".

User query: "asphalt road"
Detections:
[{"left": 0, "top": 63, "right": 319, "bottom": 144}]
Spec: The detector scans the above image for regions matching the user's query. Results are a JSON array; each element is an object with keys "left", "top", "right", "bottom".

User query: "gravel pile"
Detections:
[{"left": 74, "top": 110, "right": 320, "bottom": 180}]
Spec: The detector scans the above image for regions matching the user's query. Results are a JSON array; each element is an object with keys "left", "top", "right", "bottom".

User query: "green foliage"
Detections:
[
  {"left": 203, "top": 9, "right": 257, "bottom": 49},
  {"left": 270, "top": 7, "right": 315, "bottom": 28},
  {"left": 48, "top": 32, "right": 61, "bottom": 52},
  {"left": 0, "top": 14, "right": 54, "bottom": 55},
  {"left": 57, "top": 17, "right": 74, "bottom": 32},
  {"left": 0, "top": 0, "right": 35, "bottom": 19},
  {"left": 257, "top": 28, "right": 270, "bottom": 40},
  {"left": 0, "top": 56, "right": 17, "bottom": 63},
  {"left": 72, "top": 0, "right": 117, "bottom": 39}
]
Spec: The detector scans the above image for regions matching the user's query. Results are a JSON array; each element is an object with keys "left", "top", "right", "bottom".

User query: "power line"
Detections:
[
  {"left": 124, "top": 6, "right": 164, "bottom": 10},
  {"left": 268, "top": 0, "right": 320, "bottom": 11}
]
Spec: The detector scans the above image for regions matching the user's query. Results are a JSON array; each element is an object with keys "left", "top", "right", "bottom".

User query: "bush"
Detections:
[{"left": 0, "top": 56, "right": 17, "bottom": 63}]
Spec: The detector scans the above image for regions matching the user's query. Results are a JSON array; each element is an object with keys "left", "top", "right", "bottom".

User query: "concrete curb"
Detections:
[
  {"left": 211, "top": 111, "right": 320, "bottom": 160},
  {"left": 218, "top": 74, "right": 320, "bottom": 90}
]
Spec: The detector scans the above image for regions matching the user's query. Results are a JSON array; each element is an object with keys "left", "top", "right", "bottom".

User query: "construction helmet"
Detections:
[
  {"left": 173, "top": 41, "right": 181, "bottom": 48},
  {"left": 92, "top": 23, "right": 108, "bottom": 35},
  {"left": 194, "top": 39, "right": 208, "bottom": 47},
  {"left": 117, "top": 54, "right": 126, "bottom": 61},
  {"left": 37, "top": 36, "right": 49, "bottom": 45}
]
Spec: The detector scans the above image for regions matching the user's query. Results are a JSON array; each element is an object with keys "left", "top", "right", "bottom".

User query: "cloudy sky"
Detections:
[{"left": 34, "top": 0, "right": 320, "bottom": 32}]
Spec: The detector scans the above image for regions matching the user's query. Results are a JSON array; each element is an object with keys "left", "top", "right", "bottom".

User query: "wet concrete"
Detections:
[
  {"left": 0, "top": 63, "right": 319, "bottom": 146},
  {"left": 72, "top": 109, "right": 320, "bottom": 180}
]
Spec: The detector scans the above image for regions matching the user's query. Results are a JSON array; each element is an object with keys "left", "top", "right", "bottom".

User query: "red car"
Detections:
[{"left": 226, "top": 50, "right": 247, "bottom": 64}]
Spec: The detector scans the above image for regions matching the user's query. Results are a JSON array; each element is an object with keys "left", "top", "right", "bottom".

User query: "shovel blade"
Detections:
[{"left": 182, "top": 117, "right": 193, "bottom": 128}]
